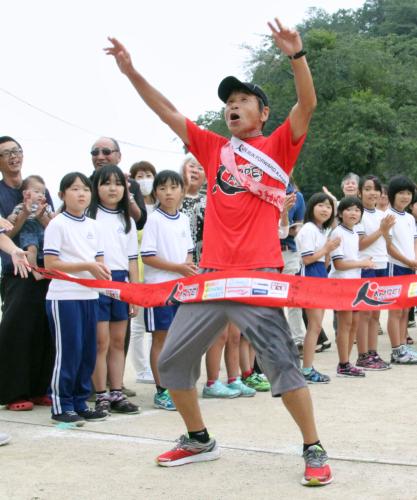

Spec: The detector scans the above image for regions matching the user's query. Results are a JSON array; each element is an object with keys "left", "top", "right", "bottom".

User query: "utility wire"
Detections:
[{"left": 0, "top": 87, "right": 182, "bottom": 155}]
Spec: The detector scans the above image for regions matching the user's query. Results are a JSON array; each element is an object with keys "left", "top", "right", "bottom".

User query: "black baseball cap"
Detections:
[{"left": 218, "top": 76, "right": 269, "bottom": 107}]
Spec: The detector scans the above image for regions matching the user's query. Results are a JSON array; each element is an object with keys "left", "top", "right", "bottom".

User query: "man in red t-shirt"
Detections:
[{"left": 106, "top": 17, "right": 332, "bottom": 487}]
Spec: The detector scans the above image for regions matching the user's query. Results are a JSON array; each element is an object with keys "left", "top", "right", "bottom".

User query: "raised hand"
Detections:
[
  {"left": 34, "top": 199, "right": 48, "bottom": 220},
  {"left": 267, "top": 17, "right": 303, "bottom": 56},
  {"left": 104, "top": 37, "right": 134, "bottom": 75},
  {"left": 322, "top": 186, "right": 337, "bottom": 201},
  {"left": 380, "top": 214, "right": 396, "bottom": 236},
  {"left": 22, "top": 190, "right": 33, "bottom": 214},
  {"left": 325, "top": 237, "right": 341, "bottom": 253},
  {"left": 283, "top": 192, "right": 296, "bottom": 212}
]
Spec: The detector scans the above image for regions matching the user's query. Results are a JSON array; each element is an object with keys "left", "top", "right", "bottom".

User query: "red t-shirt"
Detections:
[{"left": 186, "top": 118, "right": 305, "bottom": 270}]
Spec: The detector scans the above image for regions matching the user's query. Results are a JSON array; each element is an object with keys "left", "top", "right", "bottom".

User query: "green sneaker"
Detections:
[
  {"left": 243, "top": 372, "right": 271, "bottom": 392},
  {"left": 202, "top": 380, "right": 240, "bottom": 399},
  {"left": 154, "top": 390, "right": 176, "bottom": 411},
  {"left": 227, "top": 377, "right": 256, "bottom": 397}
]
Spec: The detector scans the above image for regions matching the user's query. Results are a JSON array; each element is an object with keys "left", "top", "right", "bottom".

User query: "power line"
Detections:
[{"left": 0, "top": 87, "right": 182, "bottom": 155}]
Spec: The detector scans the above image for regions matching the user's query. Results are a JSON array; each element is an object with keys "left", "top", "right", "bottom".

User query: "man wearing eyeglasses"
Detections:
[
  {"left": 0, "top": 136, "right": 54, "bottom": 411},
  {"left": 90, "top": 136, "right": 147, "bottom": 230}
]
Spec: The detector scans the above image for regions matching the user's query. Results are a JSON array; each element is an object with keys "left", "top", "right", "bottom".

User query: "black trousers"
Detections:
[{"left": 0, "top": 274, "right": 54, "bottom": 404}]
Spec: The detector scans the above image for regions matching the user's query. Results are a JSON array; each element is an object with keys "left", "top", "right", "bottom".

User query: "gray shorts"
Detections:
[{"left": 158, "top": 271, "right": 306, "bottom": 397}]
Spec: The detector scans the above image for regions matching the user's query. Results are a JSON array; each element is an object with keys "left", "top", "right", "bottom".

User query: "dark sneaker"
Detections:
[
  {"left": 77, "top": 408, "right": 108, "bottom": 422},
  {"left": 336, "top": 363, "right": 365, "bottom": 377},
  {"left": 315, "top": 341, "right": 331, "bottom": 353},
  {"left": 95, "top": 398, "right": 111, "bottom": 415},
  {"left": 156, "top": 434, "right": 220, "bottom": 467},
  {"left": 51, "top": 411, "right": 85, "bottom": 426},
  {"left": 302, "top": 444, "right": 333, "bottom": 486},
  {"left": 111, "top": 396, "right": 140, "bottom": 414},
  {"left": 356, "top": 354, "right": 390, "bottom": 371}
]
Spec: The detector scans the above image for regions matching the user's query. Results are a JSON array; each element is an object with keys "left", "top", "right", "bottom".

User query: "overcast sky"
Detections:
[{"left": 1, "top": 0, "right": 365, "bottom": 205}]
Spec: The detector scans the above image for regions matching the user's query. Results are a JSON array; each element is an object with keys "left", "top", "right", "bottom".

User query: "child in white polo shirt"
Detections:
[
  {"left": 386, "top": 175, "right": 417, "bottom": 364},
  {"left": 329, "top": 196, "right": 374, "bottom": 378},
  {"left": 141, "top": 170, "right": 196, "bottom": 411},
  {"left": 44, "top": 172, "right": 112, "bottom": 426}
]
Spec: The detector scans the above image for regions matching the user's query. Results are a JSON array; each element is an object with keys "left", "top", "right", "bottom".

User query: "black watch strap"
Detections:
[{"left": 288, "top": 50, "right": 307, "bottom": 60}]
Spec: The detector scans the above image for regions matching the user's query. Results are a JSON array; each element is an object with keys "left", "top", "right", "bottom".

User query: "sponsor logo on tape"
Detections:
[
  {"left": 225, "top": 277, "right": 252, "bottom": 297},
  {"left": 203, "top": 279, "right": 226, "bottom": 300},
  {"left": 408, "top": 282, "right": 417, "bottom": 298},
  {"left": 352, "top": 281, "right": 401, "bottom": 307},
  {"left": 250, "top": 279, "right": 289, "bottom": 298}
]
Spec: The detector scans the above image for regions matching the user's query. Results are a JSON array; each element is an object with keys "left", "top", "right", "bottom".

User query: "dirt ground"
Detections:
[{"left": 1, "top": 310, "right": 417, "bottom": 500}]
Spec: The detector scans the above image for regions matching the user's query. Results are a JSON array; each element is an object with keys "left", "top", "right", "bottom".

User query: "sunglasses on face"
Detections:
[{"left": 90, "top": 148, "right": 118, "bottom": 156}]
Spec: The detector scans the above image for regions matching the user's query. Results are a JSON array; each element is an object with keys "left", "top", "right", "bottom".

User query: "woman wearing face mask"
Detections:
[
  {"left": 131, "top": 161, "right": 157, "bottom": 213},
  {"left": 128, "top": 161, "right": 158, "bottom": 384}
]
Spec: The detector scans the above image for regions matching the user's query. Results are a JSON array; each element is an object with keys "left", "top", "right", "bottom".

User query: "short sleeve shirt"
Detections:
[
  {"left": 44, "top": 212, "right": 103, "bottom": 300},
  {"left": 329, "top": 224, "right": 361, "bottom": 279},
  {"left": 186, "top": 118, "right": 305, "bottom": 270},
  {"left": 141, "top": 208, "right": 194, "bottom": 284}
]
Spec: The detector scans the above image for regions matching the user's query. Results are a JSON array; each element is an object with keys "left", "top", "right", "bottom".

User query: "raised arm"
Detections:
[
  {"left": 105, "top": 37, "right": 189, "bottom": 145},
  {"left": 268, "top": 18, "right": 317, "bottom": 142}
]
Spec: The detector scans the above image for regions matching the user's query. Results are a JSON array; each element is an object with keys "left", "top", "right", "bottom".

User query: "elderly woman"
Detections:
[
  {"left": 179, "top": 154, "right": 206, "bottom": 264},
  {"left": 323, "top": 172, "right": 360, "bottom": 203}
]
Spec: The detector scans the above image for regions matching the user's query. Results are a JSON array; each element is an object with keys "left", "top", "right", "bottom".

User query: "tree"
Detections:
[{"left": 198, "top": 1, "right": 417, "bottom": 198}]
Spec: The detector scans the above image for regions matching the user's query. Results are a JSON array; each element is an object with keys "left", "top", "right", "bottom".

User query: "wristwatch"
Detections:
[{"left": 288, "top": 50, "right": 307, "bottom": 60}]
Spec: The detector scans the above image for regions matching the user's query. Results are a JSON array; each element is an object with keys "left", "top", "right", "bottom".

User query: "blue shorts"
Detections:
[
  {"left": 388, "top": 264, "right": 414, "bottom": 277},
  {"left": 145, "top": 305, "right": 178, "bottom": 332},
  {"left": 98, "top": 270, "right": 129, "bottom": 322},
  {"left": 361, "top": 267, "right": 388, "bottom": 278},
  {"left": 303, "top": 261, "right": 327, "bottom": 278}
]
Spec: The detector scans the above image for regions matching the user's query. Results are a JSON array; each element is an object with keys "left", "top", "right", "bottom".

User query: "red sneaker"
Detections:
[
  {"left": 302, "top": 445, "right": 333, "bottom": 486},
  {"left": 156, "top": 434, "right": 220, "bottom": 467}
]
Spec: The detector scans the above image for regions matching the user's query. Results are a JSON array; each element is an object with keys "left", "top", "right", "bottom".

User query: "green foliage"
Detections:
[{"left": 198, "top": 1, "right": 417, "bottom": 198}]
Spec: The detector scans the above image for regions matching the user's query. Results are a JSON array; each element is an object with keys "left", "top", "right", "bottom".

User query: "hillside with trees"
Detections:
[{"left": 197, "top": 0, "right": 417, "bottom": 198}]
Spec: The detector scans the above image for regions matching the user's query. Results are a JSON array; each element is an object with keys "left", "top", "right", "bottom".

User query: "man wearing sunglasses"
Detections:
[{"left": 90, "top": 136, "right": 147, "bottom": 230}]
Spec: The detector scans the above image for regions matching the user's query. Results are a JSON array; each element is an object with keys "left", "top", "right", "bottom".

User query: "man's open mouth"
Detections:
[{"left": 230, "top": 113, "right": 240, "bottom": 121}]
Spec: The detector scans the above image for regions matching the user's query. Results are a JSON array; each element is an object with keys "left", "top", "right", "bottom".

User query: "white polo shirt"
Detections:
[
  {"left": 141, "top": 208, "right": 194, "bottom": 284},
  {"left": 296, "top": 222, "right": 327, "bottom": 263},
  {"left": 355, "top": 208, "right": 388, "bottom": 269},
  {"left": 95, "top": 205, "right": 138, "bottom": 271},
  {"left": 388, "top": 207, "right": 417, "bottom": 267},
  {"left": 329, "top": 224, "right": 361, "bottom": 279},
  {"left": 44, "top": 212, "right": 103, "bottom": 300}
]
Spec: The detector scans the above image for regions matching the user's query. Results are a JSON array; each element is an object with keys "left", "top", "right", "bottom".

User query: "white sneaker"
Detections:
[
  {"left": 0, "top": 433, "right": 11, "bottom": 446},
  {"left": 136, "top": 370, "right": 155, "bottom": 384},
  {"left": 391, "top": 346, "right": 417, "bottom": 364}
]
